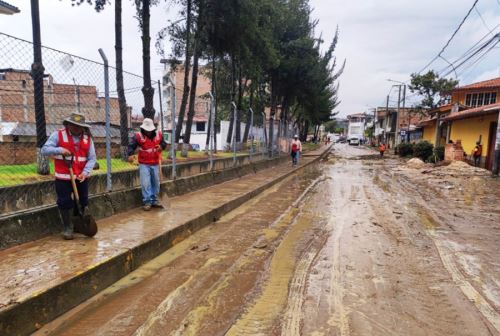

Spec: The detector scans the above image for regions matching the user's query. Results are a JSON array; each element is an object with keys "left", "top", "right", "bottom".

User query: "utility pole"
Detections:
[
  {"left": 385, "top": 95, "right": 389, "bottom": 145},
  {"left": 492, "top": 108, "right": 500, "bottom": 175},
  {"left": 30, "top": 0, "right": 49, "bottom": 175},
  {"left": 402, "top": 84, "right": 408, "bottom": 143},
  {"left": 395, "top": 85, "right": 402, "bottom": 147}
]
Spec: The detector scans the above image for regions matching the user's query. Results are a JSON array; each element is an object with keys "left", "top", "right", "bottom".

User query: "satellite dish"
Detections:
[{"left": 59, "top": 55, "right": 75, "bottom": 72}]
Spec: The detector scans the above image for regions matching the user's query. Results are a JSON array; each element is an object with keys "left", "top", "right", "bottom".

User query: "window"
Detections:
[
  {"left": 484, "top": 93, "right": 491, "bottom": 105},
  {"left": 466, "top": 94, "right": 472, "bottom": 106},
  {"left": 196, "top": 122, "right": 206, "bottom": 132},
  {"left": 477, "top": 93, "right": 484, "bottom": 107},
  {"left": 465, "top": 92, "right": 497, "bottom": 107},
  {"left": 471, "top": 94, "right": 478, "bottom": 107},
  {"left": 0, "top": 73, "right": 5, "bottom": 80},
  {"left": 489, "top": 92, "right": 497, "bottom": 104}
]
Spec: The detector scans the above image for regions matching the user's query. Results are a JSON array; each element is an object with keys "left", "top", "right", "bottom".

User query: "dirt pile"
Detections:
[
  {"left": 406, "top": 158, "right": 426, "bottom": 169},
  {"left": 442, "top": 160, "right": 490, "bottom": 175}
]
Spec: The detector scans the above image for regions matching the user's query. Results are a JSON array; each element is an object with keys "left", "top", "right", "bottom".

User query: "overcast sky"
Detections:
[{"left": 1, "top": 0, "right": 499, "bottom": 117}]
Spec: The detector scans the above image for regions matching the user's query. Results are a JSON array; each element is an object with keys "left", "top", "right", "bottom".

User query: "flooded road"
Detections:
[{"left": 38, "top": 144, "right": 499, "bottom": 336}]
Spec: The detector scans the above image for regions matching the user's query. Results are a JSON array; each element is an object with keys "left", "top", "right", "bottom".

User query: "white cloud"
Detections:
[{"left": 1, "top": 0, "right": 499, "bottom": 118}]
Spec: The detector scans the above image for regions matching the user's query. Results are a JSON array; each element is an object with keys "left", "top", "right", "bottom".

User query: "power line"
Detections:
[
  {"left": 436, "top": 28, "right": 500, "bottom": 76},
  {"left": 417, "top": 0, "right": 479, "bottom": 74},
  {"left": 441, "top": 33, "right": 499, "bottom": 77},
  {"left": 474, "top": 6, "right": 494, "bottom": 36}
]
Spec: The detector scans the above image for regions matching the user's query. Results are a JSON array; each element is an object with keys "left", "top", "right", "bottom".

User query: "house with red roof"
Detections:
[{"left": 418, "top": 77, "right": 499, "bottom": 169}]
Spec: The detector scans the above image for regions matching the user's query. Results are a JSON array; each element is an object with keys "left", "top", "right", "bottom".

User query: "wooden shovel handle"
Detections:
[{"left": 68, "top": 167, "right": 80, "bottom": 203}]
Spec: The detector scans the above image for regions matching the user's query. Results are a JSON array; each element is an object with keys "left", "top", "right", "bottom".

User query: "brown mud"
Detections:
[{"left": 36, "top": 144, "right": 499, "bottom": 336}]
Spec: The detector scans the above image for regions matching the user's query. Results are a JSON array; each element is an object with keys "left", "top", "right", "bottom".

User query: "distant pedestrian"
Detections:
[
  {"left": 379, "top": 143, "right": 386, "bottom": 157},
  {"left": 128, "top": 118, "right": 167, "bottom": 211},
  {"left": 472, "top": 141, "right": 482, "bottom": 167},
  {"left": 291, "top": 135, "right": 302, "bottom": 166},
  {"left": 41, "top": 113, "right": 96, "bottom": 240}
]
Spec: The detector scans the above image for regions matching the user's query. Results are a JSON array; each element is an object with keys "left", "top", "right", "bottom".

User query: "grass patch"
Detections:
[
  {"left": 302, "top": 142, "right": 320, "bottom": 152},
  {"left": 0, "top": 151, "right": 248, "bottom": 187}
]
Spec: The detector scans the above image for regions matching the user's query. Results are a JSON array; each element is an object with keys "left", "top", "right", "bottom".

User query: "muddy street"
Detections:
[{"left": 37, "top": 144, "right": 499, "bottom": 336}]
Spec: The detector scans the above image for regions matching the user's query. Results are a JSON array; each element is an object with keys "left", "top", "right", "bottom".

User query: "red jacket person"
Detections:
[
  {"left": 128, "top": 118, "right": 167, "bottom": 211},
  {"left": 41, "top": 113, "right": 96, "bottom": 240}
]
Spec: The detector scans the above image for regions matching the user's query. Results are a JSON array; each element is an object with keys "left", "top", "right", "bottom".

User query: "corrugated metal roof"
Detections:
[
  {"left": 0, "top": 122, "right": 128, "bottom": 138},
  {"left": 0, "top": 0, "right": 19, "bottom": 14}
]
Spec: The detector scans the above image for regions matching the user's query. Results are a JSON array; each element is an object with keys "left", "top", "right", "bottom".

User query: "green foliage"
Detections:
[
  {"left": 324, "top": 120, "right": 337, "bottom": 133},
  {"left": 159, "top": 0, "right": 344, "bottom": 143},
  {"left": 397, "top": 143, "right": 414, "bottom": 157},
  {"left": 434, "top": 145, "right": 445, "bottom": 161},
  {"left": 413, "top": 141, "right": 434, "bottom": 161},
  {"left": 409, "top": 70, "right": 458, "bottom": 109}
]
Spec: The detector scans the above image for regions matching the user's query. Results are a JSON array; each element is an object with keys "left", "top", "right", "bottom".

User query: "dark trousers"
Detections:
[
  {"left": 55, "top": 179, "right": 89, "bottom": 210},
  {"left": 473, "top": 156, "right": 481, "bottom": 167}
]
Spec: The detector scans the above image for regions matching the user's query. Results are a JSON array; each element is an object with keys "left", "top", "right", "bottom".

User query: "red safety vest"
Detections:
[
  {"left": 135, "top": 131, "right": 162, "bottom": 165},
  {"left": 291, "top": 143, "right": 298, "bottom": 153},
  {"left": 54, "top": 128, "right": 90, "bottom": 180}
]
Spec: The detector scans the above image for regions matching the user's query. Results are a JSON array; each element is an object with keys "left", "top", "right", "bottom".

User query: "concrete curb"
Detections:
[
  {"left": 0, "top": 147, "right": 331, "bottom": 336},
  {"left": 0, "top": 156, "right": 287, "bottom": 250}
]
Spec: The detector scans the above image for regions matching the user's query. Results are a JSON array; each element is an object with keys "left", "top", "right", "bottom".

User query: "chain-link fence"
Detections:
[
  {"left": 0, "top": 32, "right": 163, "bottom": 209},
  {"left": 0, "top": 32, "right": 293, "bottom": 216}
]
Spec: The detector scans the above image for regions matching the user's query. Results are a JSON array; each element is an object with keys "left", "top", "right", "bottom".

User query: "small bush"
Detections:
[
  {"left": 413, "top": 141, "right": 434, "bottom": 161},
  {"left": 397, "top": 143, "right": 414, "bottom": 157},
  {"left": 434, "top": 146, "right": 445, "bottom": 161}
]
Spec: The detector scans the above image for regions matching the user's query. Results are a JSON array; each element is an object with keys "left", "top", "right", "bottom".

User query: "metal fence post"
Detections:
[
  {"left": 208, "top": 92, "right": 215, "bottom": 170},
  {"left": 98, "top": 48, "right": 112, "bottom": 192},
  {"left": 261, "top": 111, "right": 268, "bottom": 157},
  {"left": 249, "top": 108, "right": 254, "bottom": 162},
  {"left": 169, "top": 76, "right": 177, "bottom": 180},
  {"left": 231, "top": 102, "right": 237, "bottom": 166},
  {"left": 157, "top": 80, "right": 164, "bottom": 133}
]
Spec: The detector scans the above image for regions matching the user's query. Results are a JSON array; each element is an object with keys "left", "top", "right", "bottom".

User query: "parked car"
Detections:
[
  {"left": 336, "top": 136, "right": 347, "bottom": 143},
  {"left": 348, "top": 137, "right": 360, "bottom": 146}
]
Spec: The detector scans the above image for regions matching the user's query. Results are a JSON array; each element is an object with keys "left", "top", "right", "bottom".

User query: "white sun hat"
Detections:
[{"left": 140, "top": 118, "right": 156, "bottom": 132}]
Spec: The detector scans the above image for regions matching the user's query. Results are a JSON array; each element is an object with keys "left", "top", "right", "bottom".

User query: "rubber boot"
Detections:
[{"left": 59, "top": 209, "right": 74, "bottom": 240}]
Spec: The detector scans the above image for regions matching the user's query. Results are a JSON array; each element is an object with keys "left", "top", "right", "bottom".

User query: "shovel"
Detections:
[
  {"left": 157, "top": 148, "right": 170, "bottom": 209},
  {"left": 64, "top": 156, "right": 98, "bottom": 237}
]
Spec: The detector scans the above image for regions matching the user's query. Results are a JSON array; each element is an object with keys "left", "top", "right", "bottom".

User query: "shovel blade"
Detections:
[{"left": 73, "top": 215, "right": 98, "bottom": 237}]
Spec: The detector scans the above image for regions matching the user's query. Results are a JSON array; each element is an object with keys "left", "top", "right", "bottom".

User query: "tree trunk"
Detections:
[
  {"left": 182, "top": 39, "right": 201, "bottom": 157},
  {"left": 242, "top": 86, "right": 254, "bottom": 143},
  {"left": 301, "top": 120, "right": 309, "bottom": 142},
  {"left": 115, "top": 0, "right": 128, "bottom": 160},
  {"left": 225, "top": 55, "right": 236, "bottom": 148},
  {"left": 175, "top": 0, "right": 192, "bottom": 143},
  {"left": 235, "top": 63, "right": 243, "bottom": 143},
  {"left": 140, "top": 0, "right": 155, "bottom": 120},
  {"left": 213, "top": 58, "right": 218, "bottom": 153}
]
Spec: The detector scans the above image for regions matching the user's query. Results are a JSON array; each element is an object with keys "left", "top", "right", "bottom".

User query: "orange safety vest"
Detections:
[
  {"left": 379, "top": 144, "right": 386, "bottom": 152},
  {"left": 54, "top": 128, "right": 90, "bottom": 180},
  {"left": 135, "top": 131, "right": 162, "bottom": 165},
  {"left": 473, "top": 145, "right": 482, "bottom": 157}
]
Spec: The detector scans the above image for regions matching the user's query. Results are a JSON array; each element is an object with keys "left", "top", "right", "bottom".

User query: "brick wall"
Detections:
[
  {"left": 0, "top": 70, "right": 122, "bottom": 125},
  {"left": 0, "top": 141, "right": 121, "bottom": 165}
]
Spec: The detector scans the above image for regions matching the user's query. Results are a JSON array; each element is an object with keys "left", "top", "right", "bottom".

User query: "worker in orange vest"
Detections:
[
  {"left": 472, "top": 141, "right": 482, "bottom": 167},
  {"left": 128, "top": 118, "right": 167, "bottom": 211},
  {"left": 379, "top": 143, "right": 386, "bottom": 157},
  {"left": 41, "top": 113, "right": 96, "bottom": 240}
]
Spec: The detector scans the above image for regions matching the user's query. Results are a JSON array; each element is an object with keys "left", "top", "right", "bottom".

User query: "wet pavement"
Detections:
[
  {"left": 0, "top": 148, "right": 326, "bottom": 333},
  {"left": 8, "top": 144, "right": 500, "bottom": 335}
]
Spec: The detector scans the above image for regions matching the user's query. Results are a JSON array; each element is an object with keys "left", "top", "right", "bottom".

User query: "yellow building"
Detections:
[{"left": 417, "top": 77, "right": 500, "bottom": 170}]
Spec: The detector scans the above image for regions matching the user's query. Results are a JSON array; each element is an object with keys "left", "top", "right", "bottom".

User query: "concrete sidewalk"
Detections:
[{"left": 0, "top": 146, "right": 330, "bottom": 335}]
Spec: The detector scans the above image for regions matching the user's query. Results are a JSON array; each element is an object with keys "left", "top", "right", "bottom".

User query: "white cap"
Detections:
[
  {"left": 140, "top": 118, "right": 156, "bottom": 132},
  {"left": 294, "top": 134, "right": 298, "bottom": 138}
]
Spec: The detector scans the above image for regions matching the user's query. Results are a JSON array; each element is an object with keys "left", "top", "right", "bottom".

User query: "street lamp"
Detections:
[{"left": 387, "top": 79, "right": 407, "bottom": 144}]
